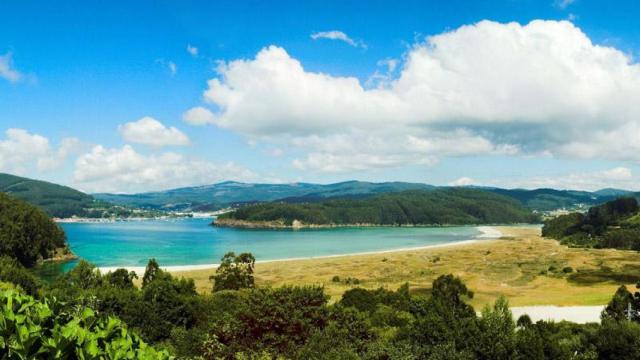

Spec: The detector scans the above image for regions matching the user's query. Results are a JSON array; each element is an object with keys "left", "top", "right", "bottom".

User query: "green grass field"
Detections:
[{"left": 174, "top": 226, "right": 640, "bottom": 308}]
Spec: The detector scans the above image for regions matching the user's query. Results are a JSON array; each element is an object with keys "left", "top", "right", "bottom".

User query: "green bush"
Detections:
[
  {"left": 0, "top": 289, "right": 172, "bottom": 359},
  {"left": 0, "top": 256, "right": 39, "bottom": 295}
]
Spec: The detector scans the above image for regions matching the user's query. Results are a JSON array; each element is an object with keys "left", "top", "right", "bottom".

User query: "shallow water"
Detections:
[{"left": 57, "top": 218, "right": 484, "bottom": 269}]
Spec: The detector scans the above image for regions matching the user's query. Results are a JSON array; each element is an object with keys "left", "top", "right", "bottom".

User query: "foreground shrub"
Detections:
[{"left": 0, "top": 289, "right": 172, "bottom": 359}]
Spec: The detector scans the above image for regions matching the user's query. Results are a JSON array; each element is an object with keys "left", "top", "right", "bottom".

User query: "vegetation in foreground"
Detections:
[
  {"left": 3, "top": 253, "right": 640, "bottom": 359},
  {"left": 543, "top": 197, "right": 640, "bottom": 250},
  {"left": 217, "top": 188, "right": 539, "bottom": 228}
]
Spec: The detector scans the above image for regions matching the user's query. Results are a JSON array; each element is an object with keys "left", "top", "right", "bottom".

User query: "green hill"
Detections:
[
  {"left": 542, "top": 197, "right": 640, "bottom": 249},
  {"left": 93, "top": 180, "right": 436, "bottom": 211},
  {"left": 0, "top": 173, "right": 97, "bottom": 218},
  {"left": 216, "top": 188, "right": 539, "bottom": 227},
  {"left": 94, "top": 180, "right": 635, "bottom": 213}
]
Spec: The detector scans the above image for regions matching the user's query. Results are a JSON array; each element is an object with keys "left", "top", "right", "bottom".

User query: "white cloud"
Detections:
[
  {"left": 0, "top": 52, "right": 21, "bottom": 83},
  {"left": 488, "top": 167, "right": 637, "bottom": 191},
  {"left": 73, "top": 145, "right": 255, "bottom": 193},
  {"left": 310, "top": 30, "right": 366, "bottom": 48},
  {"left": 555, "top": 0, "right": 576, "bottom": 9},
  {"left": 187, "top": 44, "right": 198, "bottom": 57},
  {"left": 195, "top": 20, "right": 640, "bottom": 172},
  {"left": 0, "top": 129, "right": 78, "bottom": 174},
  {"left": 119, "top": 117, "right": 190, "bottom": 147},
  {"left": 449, "top": 177, "right": 476, "bottom": 186},
  {"left": 168, "top": 61, "right": 177, "bottom": 75},
  {"left": 182, "top": 106, "right": 216, "bottom": 125}
]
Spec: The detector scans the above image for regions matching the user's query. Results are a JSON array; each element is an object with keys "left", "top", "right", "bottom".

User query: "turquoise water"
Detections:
[{"left": 60, "top": 218, "right": 483, "bottom": 268}]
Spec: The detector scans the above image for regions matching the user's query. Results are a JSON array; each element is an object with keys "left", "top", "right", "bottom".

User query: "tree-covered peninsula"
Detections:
[{"left": 215, "top": 188, "right": 540, "bottom": 228}]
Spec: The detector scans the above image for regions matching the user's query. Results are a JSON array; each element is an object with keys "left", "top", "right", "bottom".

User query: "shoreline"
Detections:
[
  {"left": 213, "top": 217, "right": 535, "bottom": 230},
  {"left": 98, "top": 225, "right": 503, "bottom": 274}
]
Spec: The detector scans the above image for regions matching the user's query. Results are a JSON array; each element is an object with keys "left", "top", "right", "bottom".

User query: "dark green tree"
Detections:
[
  {"left": 210, "top": 252, "right": 256, "bottom": 292},
  {"left": 105, "top": 268, "right": 138, "bottom": 289},
  {"left": 142, "top": 258, "right": 162, "bottom": 287}
]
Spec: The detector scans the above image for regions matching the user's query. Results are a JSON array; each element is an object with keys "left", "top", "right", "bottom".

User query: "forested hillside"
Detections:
[
  {"left": 94, "top": 180, "right": 436, "bottom": 211},
  {"left": 0, "top": 192, "right": 67, "bottom": 267},
  {"left": 542, "top": 197, "right": 640, "bottom": 249},
  {"left": 0, "top": 173, "right": 96, "bottom": 218},
  {"left": 216, "top": 188, "right": 539, "bottom": 227}
]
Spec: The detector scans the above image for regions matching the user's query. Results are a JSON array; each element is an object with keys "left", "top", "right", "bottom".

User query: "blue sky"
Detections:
[{"left": 1, "top": 0, "right": 640, "bottom": 193}]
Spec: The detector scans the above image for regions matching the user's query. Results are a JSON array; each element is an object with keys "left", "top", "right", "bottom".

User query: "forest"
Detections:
[
  {"left": 217, "top": 188, "right": 540, "bottom": 227},
  {"left": 542, "top": 197, "right": 640, "bottom": 249}
]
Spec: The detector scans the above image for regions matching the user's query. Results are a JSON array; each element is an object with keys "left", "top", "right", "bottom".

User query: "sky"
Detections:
[{"left": 2, "top": 0, "right": 640, "bottom": 193}]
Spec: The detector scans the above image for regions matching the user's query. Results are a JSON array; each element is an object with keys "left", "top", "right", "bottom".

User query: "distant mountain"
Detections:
[
  {"left": 2, "top": 172, "right": 633, "bottom": 216},
  {"left": 593, "top": 188, "right": 635, "bottom": 197},
  {"left": 0, "top": 173, "right": 96, "bottom": 218},
  {"left": 93, "top": 180, "right": 638, "bottom": 213},
  {"left": 93, "top": 181, "right": 436, "bottom": 211},
  {"left": 484, "top": 188, "right": 604, "bottom": 212}
]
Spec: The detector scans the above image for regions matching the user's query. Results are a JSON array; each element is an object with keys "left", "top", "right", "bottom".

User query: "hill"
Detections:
[
  {"left": 95, "top": 180, "right": 637, "bottom": 212},
  {"left": 215, "top": 188, "right": 539, "bottom": 228},
  {"left": 542, "top": 197, "right": 640, "bottom": 249},
  {"left": 0, "top": 173, "right": 97, "bottom": 218},
  {"left": 93, "top": 180, "right": 436, "bottom": 211},
  {"left": 485, "top": 188, "right": 613, "bottom": 212}
]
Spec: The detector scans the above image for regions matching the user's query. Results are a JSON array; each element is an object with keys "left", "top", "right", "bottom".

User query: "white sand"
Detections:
[
  {"left": 510, "top": 306, "right": 604, "bottom": 324},
  {"left": 98, "top": 226, "right": 503, "bottom": 275}
]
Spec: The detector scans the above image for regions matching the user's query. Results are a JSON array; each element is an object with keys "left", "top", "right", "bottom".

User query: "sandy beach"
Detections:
[
  {"left": 510, "top": 306, "right": 605, "bottom": 324},
  {"left": 97, "top": 225, "right": 636, "bottom": 324}
]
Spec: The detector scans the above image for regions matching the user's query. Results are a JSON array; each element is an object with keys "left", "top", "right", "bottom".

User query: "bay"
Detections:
[{"left": 57, "top": 218, "right": 485, "bottom": 269}]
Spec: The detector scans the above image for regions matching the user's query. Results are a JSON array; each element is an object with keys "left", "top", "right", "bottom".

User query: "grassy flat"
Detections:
[{"left": 173, "top": 226, "right": 640, "bottom": 308}]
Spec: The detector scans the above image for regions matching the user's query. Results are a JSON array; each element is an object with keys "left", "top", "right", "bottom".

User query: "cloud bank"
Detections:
[
  {"left": 73, "top": 145, "right": 255, "bottom": 193},
  {"left": 193, "top": 20, "right": 640, "bottom": 173},
  {"left": 0, "top": 129, "right": 79, "bottom": 174}
]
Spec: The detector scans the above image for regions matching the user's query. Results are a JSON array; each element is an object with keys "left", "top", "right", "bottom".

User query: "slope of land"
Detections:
[
  {"left": 0, "top": 173, "right": 97, "bottom": 218},
  {"left": 0, "top": 173, "right": 170, "bottom": 218},
  {"left": 93, "top": 180, "right": 436, "bottom": 211},
  {"left": 215, "top": 188, "right": 539, "bottom": 228},
  {"left": 94, "top": 179, "right": 637, "bottom": 212},
  {"left": 175, "top": 226, "right": 640, "bottom": 308},
  {"left": 542, "top": 197, "right": 640, "bottom": 249}
]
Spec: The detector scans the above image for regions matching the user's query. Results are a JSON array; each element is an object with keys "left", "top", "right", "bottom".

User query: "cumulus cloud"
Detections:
[
  {"left": 119, "top": 117, "right": 190, "bottom": 147},
  {"left": 73, "top": 145, "right": 255, "bottom": 193},
  {"left": 182, "top": 107, "right": 216, "bottom": 125},
  {"left": 195, "top": 20, "right": 640, "bottom": 172},
  {"left": 0, "top": 52, "right": 21, "bottom": 83},
  {"left": 187, "top": 44, "right": 198, "bottom": 57},
  {"left": 0, "top": 129, "right": 79, "bottom": 174},
  {"left": 310, "top": 30, "right": 366, "bottom": 48}
]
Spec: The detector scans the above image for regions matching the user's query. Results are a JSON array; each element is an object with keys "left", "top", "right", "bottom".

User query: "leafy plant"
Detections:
[{"left": 0, "top": 289, "right": 172, "bottom": 359}]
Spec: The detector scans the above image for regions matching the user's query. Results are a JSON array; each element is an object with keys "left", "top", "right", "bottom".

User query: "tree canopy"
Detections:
[
  {"left": 0, "top": 192, "right": 67, "bottom": 267},
  {"left": 218, "top": 188, "right": 540, "bottom": 227}
]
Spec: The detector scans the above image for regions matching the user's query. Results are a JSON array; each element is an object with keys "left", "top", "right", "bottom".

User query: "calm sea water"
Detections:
[{"left": 58, "top": 218, "right": 483, "bottom": 268}]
